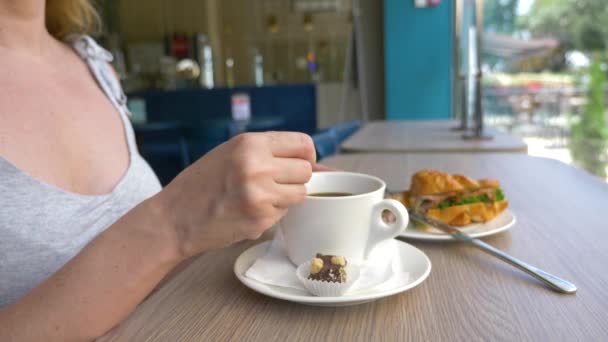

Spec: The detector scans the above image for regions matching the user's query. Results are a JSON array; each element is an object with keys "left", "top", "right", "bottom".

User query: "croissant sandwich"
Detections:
[{"left": 393, "top": 170, "right": 509, "bottom": 226}]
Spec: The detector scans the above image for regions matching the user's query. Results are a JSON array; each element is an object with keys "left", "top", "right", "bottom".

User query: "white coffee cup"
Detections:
[{"left": 280, "top": 171, "right": 408, "bottom": 266}]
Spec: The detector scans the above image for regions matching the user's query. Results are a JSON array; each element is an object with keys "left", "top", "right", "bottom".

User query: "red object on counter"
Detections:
[{"left": 172, "top": 34, "right": 189, "bottom": 58}]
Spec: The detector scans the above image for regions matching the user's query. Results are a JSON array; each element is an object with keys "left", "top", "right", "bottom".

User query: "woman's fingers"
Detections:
[
  {"left": 272, "top": 158, "right": 313, "bottom": 184},
  {"left": 273, "top": 184, "right": 307, "bottom": 208},
  {"left": 266, "top": 132, "right": 316, "bottom": 164},
  {"left": 312, "top": 163, "right": 337, "bottom": 172}
]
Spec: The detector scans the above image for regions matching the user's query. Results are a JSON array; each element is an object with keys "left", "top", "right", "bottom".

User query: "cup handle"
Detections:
[{"left": 364, "top": 199, "right": 409, "bottom": 260}]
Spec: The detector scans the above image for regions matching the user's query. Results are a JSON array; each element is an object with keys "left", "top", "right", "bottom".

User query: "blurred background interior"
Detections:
[{"left": 95, "top": 0, "right": 608, "bottom": 185}]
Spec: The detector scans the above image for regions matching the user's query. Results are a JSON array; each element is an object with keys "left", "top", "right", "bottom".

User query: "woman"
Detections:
[{"left": 0, "top": 1, "right": 323, "bottom": 340}]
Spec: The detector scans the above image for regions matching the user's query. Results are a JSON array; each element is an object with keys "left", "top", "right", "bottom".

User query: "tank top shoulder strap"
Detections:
[{"left": 67, "top": 35, "right": 130, "bottom": 118}]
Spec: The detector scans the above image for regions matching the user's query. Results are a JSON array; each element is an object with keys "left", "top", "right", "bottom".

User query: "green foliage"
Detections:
[
  {"left": 569, "top": 58, "right": 608, "bottom": 177},
  {"left": 522, "top": 0, "right": 608, "bottom": 52}
]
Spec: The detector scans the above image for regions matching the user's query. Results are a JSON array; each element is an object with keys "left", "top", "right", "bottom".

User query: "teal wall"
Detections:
[{"left": 384, "top": 0, "right": 453, "bottom": 120}]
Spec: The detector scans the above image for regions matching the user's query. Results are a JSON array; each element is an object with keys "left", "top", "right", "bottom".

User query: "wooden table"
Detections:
[
  {"left": 341, "top": 120, "right": 528, "bottom": 153},
  {"left": 100, "top": 154, "right": 608, "bottom": 341}
]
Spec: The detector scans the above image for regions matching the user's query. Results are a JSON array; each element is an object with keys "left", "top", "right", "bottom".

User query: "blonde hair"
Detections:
[{"left": 46, "top": 0, "right": 102, "bottom": 40}]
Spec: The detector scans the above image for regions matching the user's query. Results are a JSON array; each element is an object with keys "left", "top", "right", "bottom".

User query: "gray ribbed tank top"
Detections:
[{"left": 0, "top": 36, "right": 162, "bottom": 307}]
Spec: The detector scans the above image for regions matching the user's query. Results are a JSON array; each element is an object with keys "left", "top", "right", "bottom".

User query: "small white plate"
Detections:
[
  {"left": 400, "top": 210, "right": 516, "bottom": 241},
  {"left": 234, "top": 240, "right": 431, "bottom": 307}
]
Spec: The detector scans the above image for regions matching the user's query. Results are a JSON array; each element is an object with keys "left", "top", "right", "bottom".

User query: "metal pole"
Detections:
[
  {"left": 452, "top": 0, "right": 468, "bottom": 131},
  {"left": 353, "top": 0, "right": 369, "bottom": 122},
  {"left": 474, "top": 0, "right": 485, "bottom": 136},
  {"left": 463, "top": 0, "right": 492, "bottom": 140}
]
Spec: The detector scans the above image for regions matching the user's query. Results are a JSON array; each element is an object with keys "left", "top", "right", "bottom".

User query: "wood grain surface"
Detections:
[
  {"left": 99, "top": 154, "right": 608, "bottom": 342},
  {"left": 340, "top": 120, "right": 528, "bottom": 154}
]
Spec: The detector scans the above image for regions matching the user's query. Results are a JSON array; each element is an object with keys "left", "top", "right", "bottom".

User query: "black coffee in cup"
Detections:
[{"left": 308, "top": 192, "right": 353, "bottom": 197}]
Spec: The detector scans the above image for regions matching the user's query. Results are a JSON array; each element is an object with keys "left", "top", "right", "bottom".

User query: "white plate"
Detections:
[
  {"left": 400, "top": 210, "right": 516, "bottom": 241},
  {"left": 234, "top": 240, "right": 431, "bottom": 306}
]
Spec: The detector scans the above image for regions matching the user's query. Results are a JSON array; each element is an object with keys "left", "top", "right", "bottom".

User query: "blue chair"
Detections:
[
  {"left": 312, "top": 129, "right": 339, "bottom": 161},
  {"left": 332, "top": 120, "right": 362, "bottom": 143},
  {"left": 185, "top": 120, "right": 228, "bottom": 161},
  {"left": 134, "top": 122, "right": 190, "bottom": 186}
]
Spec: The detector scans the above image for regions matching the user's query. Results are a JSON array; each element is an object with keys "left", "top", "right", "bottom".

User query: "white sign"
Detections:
[{"left": 231, "top": 93, "right": 251, "bottom": 121}]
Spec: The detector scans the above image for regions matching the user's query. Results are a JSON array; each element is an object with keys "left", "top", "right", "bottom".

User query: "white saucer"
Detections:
[
  {"left": 400, "top": 210, "right": 516, "bottom": 241},
  {"left": 234, "top": 240, "right": 431, "bottom": 306}
]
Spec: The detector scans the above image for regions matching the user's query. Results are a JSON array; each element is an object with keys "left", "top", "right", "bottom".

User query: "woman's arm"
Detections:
[
  {"left": 0, "top": 198, "right": 180, "bottom": 341},
  {"left": 0, "top": 132, "right": 316, "bottom": 342}
]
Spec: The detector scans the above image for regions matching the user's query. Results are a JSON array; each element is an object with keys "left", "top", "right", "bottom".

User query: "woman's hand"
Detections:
[
  {"left": 155, "top": 132, "right": 316, "bottom": 259},
  {"left": 0, "top": 132, "right": 318, "bottom": 341},
  {"left": 312, "top": 163, "right": 337, "bottom": 172}
]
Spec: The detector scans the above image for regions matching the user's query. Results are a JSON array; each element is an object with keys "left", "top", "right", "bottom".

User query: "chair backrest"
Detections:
[
  {"left": 312, "top": 129, "right": 339, "bottom": 161},
  {"left": 184, "top": 120, "right": 230, "bottom": 161},
  {"left": 332, "top": 120, "right": 362, "bottom": 143},
  {"left": 132, "top": 84, "right": 317, "bottom": 135},
  {"left": 134, "top": 122, "right": 191, "bottom": 185}
]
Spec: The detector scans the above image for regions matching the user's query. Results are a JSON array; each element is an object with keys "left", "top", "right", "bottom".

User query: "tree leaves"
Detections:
[
  {"left": 525, "top": 0, "right": 608, "bottom": 52},
  {"left": 569, "top": 59, "right": 608, "bottom": 177}
]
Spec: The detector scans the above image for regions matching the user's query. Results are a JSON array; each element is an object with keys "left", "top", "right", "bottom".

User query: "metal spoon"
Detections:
[{"left": 406, "top": 209, "right": 577, "bottom": 294}]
